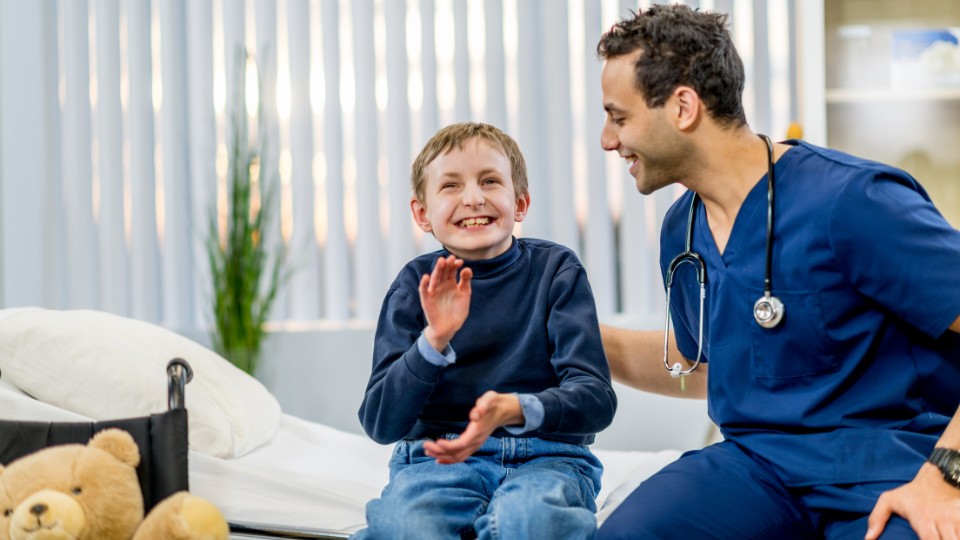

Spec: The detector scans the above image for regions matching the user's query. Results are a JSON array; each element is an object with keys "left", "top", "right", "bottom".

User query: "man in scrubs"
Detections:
[{"left": 595, "top": 5, "right": 960, "bottom": 539}]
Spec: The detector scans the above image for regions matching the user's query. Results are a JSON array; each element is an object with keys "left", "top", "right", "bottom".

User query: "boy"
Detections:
[{"left": 354, "top": 122, "right": 617, "bottom": 539}]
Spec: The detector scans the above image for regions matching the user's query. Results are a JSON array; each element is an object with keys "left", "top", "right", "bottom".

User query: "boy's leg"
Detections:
[
  {"left": 596, "top": 441, "right": 818, "bottom": 540},
  {"left": 356, "top": 439, "right": 500, "bottom": 540},
  {"left": 474, "top": 439, "right": 603, "bottom": 540}
]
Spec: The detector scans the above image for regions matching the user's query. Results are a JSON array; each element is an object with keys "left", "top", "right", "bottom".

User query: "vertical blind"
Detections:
[{"left": 0, "top": 0, "right": 799, "bottom": 334}]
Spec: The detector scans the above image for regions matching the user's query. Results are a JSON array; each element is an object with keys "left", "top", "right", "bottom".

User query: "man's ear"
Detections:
[
  {"left": 410, "top": 197, "right": 433, "bottom": 233},
  {"left": 514, "top": 192, "right": 531, "bottom": 223},
  {"left": 673, "top": 86, "right": 701, "bottom": 131}
]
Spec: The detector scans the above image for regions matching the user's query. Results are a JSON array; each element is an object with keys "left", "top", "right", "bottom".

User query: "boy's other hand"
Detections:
[
  {"left": 420, "top": 255, "right": 473, "bottom": 352},
  {"left": 424, "top": 391, "right": 524, "bottom": 464}
]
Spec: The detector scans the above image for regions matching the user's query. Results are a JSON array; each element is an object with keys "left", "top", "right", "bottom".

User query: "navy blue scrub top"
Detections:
[{"left": 660, "top": 140, "right": 960, "bottom": 487}]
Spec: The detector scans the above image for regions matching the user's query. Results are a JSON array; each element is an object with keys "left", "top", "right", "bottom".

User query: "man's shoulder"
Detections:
[
  {"left": 661, "top": 190, "right": 696, "bottom": 234},
  {"left": 785, "top": 140, "right": 909, "bottom": 181},
  {"left": 785, "top": 140, "right": 924, "bottom": 204}
]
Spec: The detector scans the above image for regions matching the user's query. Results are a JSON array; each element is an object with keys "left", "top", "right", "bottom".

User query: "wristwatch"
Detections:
[{"left": 927, "top": 447, "right": 960, "bottom": 489}]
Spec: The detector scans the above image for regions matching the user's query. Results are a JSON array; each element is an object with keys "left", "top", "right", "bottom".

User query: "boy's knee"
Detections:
[
  {"left": 479, "top": 500, "right": 596, "bottom": 540},
  {"left": 480, "top": 477, "right": 596, "bottom": 538},
  {"left": 498, "top": 469, "right": 594, "bottom": 510}
]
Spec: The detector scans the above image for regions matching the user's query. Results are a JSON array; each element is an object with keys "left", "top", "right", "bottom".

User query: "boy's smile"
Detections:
[
  {"left": 411, "top": 138, "right": 529, "bottom": 260},
  {"left": 459, "top": 216, "right": 491, "bottom": 228}
]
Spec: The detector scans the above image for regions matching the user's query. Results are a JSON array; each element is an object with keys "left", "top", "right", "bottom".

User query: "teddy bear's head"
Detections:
[{"left": 0, "top": 429, "right": 145, "bottom": 540}]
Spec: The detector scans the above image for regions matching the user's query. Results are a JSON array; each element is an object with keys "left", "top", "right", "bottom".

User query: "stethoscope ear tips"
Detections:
[{"left": 754, "top": 294, "right": 785, "bottom": 329}]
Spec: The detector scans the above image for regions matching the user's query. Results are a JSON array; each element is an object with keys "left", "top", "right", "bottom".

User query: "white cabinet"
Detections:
[{"left": 802, "top": 0, "right": 960, "bottom": 227}]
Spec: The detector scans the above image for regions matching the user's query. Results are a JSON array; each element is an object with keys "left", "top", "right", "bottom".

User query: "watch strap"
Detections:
[{"left": 928, "top": 447, "right": 960, "bottom": 489}]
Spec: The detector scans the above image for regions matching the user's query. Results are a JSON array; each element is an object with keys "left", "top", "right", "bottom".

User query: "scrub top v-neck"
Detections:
[
  {"left": 658, "top": 140, "right": 960, "bottom": 487},
  {"left": 694, "top": 170, "right": 767, "bottom": 266}
]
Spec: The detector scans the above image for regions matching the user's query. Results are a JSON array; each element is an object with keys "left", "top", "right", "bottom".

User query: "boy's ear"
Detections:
[
  {"left": 410, "top": 197, "right": 433, "bottom": 232},
  {"left": 514, "top": 192, "right": 531, "bottom": 223}
]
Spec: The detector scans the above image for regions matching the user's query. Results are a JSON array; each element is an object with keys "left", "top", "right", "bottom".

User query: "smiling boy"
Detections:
[{"left": 354, "top": 122, "right": 617, "bottom": 539}]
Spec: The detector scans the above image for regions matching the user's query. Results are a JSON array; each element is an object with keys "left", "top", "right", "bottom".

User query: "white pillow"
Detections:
[{"left": 0, "top": 309, "right": 281, "bottom": 458}]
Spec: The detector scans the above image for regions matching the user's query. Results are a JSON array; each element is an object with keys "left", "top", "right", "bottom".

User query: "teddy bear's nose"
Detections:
[{"left": 30, "top": 503, "right": 47, "bottom": 517}]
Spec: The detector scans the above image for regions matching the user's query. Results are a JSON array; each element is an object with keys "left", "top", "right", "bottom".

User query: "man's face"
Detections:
[
  {"left": 410, "top": 138, "right": 529, "bottom": 261},
  {"left": 600, "top": 52, "right": 686, "bottom": 195}
]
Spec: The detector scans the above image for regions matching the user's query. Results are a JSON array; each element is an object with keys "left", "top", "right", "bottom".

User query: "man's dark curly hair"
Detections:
[{"left": 597, "top": 4, "right": 747, "bottom": 128}]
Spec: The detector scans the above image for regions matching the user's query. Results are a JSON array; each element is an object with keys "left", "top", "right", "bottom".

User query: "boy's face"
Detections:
[{"left": 411, "top": 138, "right": 529, "bottom": 261}]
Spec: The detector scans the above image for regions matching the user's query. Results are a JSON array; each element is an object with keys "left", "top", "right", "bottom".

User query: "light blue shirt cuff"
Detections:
[
  {"left": 416, "top": 333, "right": 456, "bottom": 366},
  {"left": 503, "top": 393, "right": 544, "bottom": 434}
]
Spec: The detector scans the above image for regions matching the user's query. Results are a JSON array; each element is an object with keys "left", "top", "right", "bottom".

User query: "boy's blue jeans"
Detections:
[{"left": 352, "top": 434, "right": 603, "bottom": 540}]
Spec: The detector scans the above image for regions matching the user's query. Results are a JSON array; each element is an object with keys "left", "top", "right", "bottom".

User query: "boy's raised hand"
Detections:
[
  {"left": 423, "top": 391, "right": 525, "bottom": 464},
  {"left": 420, "top": 255, "right": 473, "bottom": 352}
]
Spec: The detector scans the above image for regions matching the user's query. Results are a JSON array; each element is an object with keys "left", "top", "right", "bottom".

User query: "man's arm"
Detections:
[
  {"left": 950, "top": 314, "right": 960, "bottom": 334},
  {"left": 601, "top": 324, "right": 707, "bottom": 399},
  {"left": 866, "top": 404, "right": 960, "bottom": 540}
]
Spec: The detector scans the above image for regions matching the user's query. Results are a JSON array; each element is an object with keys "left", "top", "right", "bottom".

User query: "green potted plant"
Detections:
[{"left": 206, "top": 50, "right": 287, "bottom": 376}]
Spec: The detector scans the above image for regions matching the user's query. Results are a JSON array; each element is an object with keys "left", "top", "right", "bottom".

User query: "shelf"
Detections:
[{"left": 825, "top": 86, "right": 960, "bottom": 103}]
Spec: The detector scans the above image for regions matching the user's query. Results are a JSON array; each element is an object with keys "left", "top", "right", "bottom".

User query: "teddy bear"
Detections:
[{"left": 0, "top": 428, "right": 229, "bottom": 540}]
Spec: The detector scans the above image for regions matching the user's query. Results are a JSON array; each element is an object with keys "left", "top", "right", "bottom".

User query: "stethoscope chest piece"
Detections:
[{"left": 753, "top": 292, "right": 784, "bottom": 329}]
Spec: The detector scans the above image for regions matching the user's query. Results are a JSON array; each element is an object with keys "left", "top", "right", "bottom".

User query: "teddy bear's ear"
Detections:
[{"left": 89, "top": 428, "right": 141, "bottom": 468}]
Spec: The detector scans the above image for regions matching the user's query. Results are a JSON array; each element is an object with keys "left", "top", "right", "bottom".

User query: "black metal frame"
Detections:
[{"left": 0, "top": 358, "right": 193, "bottom": 512}]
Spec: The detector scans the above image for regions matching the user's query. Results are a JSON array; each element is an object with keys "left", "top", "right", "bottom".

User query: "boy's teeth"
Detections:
[{"left": 462, "top": 217, "right": 490, "bottom": 227}]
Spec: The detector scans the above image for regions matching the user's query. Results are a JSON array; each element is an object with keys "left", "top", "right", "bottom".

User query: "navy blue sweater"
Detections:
[{"left": 358, "top": 237, "right": 617, "bottom": 446}]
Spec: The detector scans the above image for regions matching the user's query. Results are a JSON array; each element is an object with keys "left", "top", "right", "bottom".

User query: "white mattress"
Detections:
[{"left": 0, "top": 379, "right": 679, "bottom": 537}]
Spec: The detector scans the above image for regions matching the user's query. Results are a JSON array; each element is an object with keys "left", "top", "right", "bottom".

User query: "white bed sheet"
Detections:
[{"left": 0, "top": 380, "right": 680, "bottom": 536}]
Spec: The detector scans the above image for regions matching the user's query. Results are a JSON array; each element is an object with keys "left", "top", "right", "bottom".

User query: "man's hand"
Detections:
[
  {"left": 420, "top": 255, "right": 473, "bottom": 352},
  {"left": 424, "top": 391, "right": 524, "bottom": 464},
  {"left": 866, "top": 463, "right": 960, "bottom": 540}
]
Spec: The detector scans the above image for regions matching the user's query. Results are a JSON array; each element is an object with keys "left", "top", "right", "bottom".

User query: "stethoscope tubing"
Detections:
[
  {"left": 663, "top": 192, "right": 707, "bottom": 377},
  {"left": 662, "top": 134, "right": 782, "bottom": 377},
  {"left": 663, "top": 270, "right": 705, "bottom": 378}
]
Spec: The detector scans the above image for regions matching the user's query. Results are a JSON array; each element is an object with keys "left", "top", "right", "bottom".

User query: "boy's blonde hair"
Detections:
[{"left": 411, "top": 122, "right": 528, "bottom": 204}]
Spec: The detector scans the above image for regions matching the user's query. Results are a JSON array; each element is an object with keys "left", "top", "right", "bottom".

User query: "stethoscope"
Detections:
[{"left": 663, "top": 134, "right": 784, "bottom": 378}]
